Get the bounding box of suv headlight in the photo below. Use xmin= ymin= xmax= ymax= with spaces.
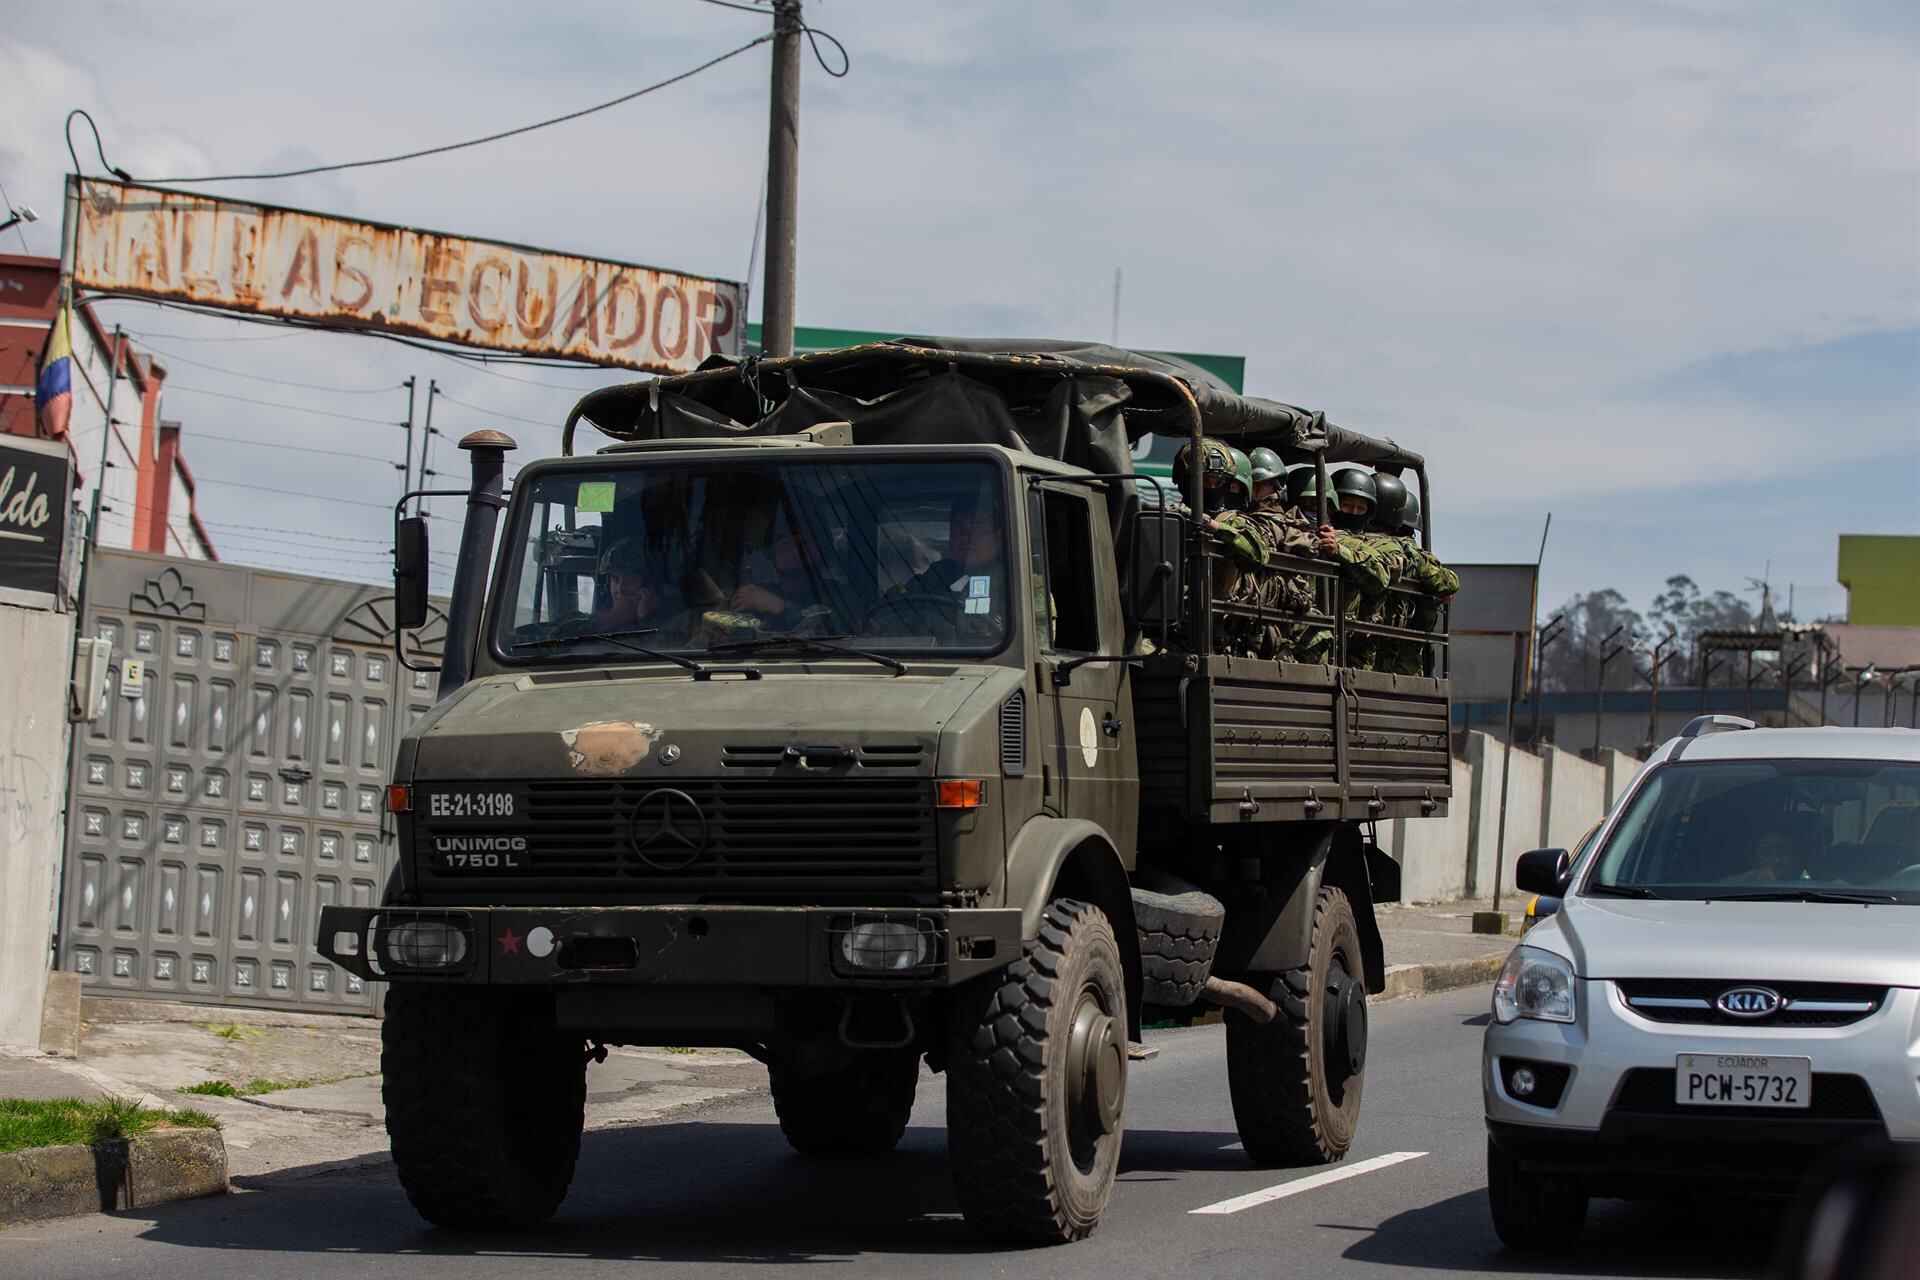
xmin=1492 ymin=946 xmax=1577 ymax=1025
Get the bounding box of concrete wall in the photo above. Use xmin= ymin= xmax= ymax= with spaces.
xmin=0 ymin=604 xmax=74 ymax=1047
xmin=1383 ymin=757 xmax=1474 ymax=903
xmin=1542 ymin=749 xmax=1608 ymax=851
xmin=1384 ymin=735 xmax=1643 ymax=905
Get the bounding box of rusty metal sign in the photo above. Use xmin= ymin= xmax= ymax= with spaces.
xmin=66 ymin=177 xmax=742 ymax=374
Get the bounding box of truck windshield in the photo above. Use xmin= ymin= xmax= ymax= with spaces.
xmin=494 ymin=457 xmax=1014 ymax=659
xmin=1585 ymin=759 xmax=1920 ymax=904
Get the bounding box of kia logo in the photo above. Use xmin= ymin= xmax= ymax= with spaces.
xmin=628 ymin=789 xmax=708 ymax=872
xmin=1716 ymin=986 xmax=1782 ymax=1019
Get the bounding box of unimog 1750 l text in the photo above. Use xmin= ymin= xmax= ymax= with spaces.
xmin=318 ymin=339 xmax=1452 ymax=1245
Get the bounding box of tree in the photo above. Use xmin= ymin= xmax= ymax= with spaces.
xmin=1540 ymin=588 xmax=1645 ymax=693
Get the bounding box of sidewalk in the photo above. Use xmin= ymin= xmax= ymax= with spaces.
xmin=1374 ymin=894 xmax=1520 ymax=999
xmin=8 ymin=1004 xmax=765 ymax=1181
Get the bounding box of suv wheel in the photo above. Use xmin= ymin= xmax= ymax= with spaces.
xmin=1486 ymin=1136 xmax=1587 ymax=1249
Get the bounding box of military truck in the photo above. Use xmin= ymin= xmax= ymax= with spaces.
xmin=317 ymin=339 xmax=1450 ymax=1245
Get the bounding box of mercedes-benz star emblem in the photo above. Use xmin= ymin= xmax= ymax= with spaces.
xmin=628 ymin=789 xmax=708 ymax=872
xmin=1716 ymin=985 xmax=1782 ymax=1019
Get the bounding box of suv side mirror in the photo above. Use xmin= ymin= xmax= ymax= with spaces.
xmin=394 ymin=516 xmax=430 ymax=630
xmin=1513 ymin=848 xmax=1571 ymax=897
xmin=1126 ymin=509 xmax=1185 ymax=631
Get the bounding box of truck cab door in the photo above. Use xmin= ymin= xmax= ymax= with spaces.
xmin=1029 ymin=483 xmax=1138 ymax=864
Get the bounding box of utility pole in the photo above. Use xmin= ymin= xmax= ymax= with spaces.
xmin=761 ymin=0 xmax=804 ymax=357
xmin=416 ymin=380 xmax=441 ymax=516
xmin=1529 ymin=614 xmax=1566 ymax=750
xmin=1594 ymin=624 xmax=1627 ymax=757
xmin=1641 ymin=630 xmax=1677 ymax=752
xmin=85 ymin=325 xmax=126 ymax=555
xmin=397 ymin=376 xmax=417 ymax=498
xmin=1110 ymin=267 xmax=1123 ymax=345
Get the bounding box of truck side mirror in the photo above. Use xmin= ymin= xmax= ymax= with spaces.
xmin=1125 ymin=509 xmax=1185 ymax=631
xmin=1513 ymin=848 xmax=1571 ymax=896
xmin=394 ymin=516 xmax=430 ymax=631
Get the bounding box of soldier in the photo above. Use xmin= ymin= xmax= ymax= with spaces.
xmin=871 ymin=494 xmax=1044 ymax=643
xmin=1248 ymin=447 xmax=1288 ymax=511
xmin=1240 ymin=447 xmax=1322 ymax=661
xmin=1307 ymin=469 xmax=1405 ymax=668
xmin=1385 ymin=489 xmax=1458 ymax=676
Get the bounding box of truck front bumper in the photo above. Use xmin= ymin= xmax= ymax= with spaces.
xmin=316 ymin=903 xmax=1023 ymax=989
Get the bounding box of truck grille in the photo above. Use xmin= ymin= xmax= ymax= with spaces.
xmin=417 ymin=777 xmax=936 ymax=895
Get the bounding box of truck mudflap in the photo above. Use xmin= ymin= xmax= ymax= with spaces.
xmin=316 ymin=904 xmax=1023 ymax=990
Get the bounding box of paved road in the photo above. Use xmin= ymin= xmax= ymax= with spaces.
xmin=3 ymin=988 xmax=1780 ymax=1279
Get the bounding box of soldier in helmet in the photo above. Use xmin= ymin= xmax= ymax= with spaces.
xmin=1384 ymin=489 xmax=1458 ymax=675
xmin=1304 ymin=468 xmax=1406 ymax=668
xmin=1236 ymin=447 xmax=1322 ymax=661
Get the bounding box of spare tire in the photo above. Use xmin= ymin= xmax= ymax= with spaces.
xmin=1131 ymin=883 xmax=1225 ymax=1007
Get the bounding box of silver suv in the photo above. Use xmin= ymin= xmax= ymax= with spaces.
xmin=1483 ymin=718 xmax=1920 ymax=1249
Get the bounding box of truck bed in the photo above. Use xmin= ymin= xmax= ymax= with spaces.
xmin=1134 ymin=655 xmax=1452 ymax=826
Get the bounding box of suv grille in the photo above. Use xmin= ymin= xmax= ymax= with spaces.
xmin=1617 ymin=979 xmax=1885 ymax=1027
xmin=418 ymin=777 xmax=936 ymax=895
xmin=1611 ymin=1069 xmax=1881 ymax=1121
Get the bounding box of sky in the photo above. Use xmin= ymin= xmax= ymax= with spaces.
xmin=2 ymin=0 xmax=1916 ymax=619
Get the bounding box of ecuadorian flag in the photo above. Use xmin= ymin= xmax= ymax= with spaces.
xmin=36 ymin=305 xmax=74 ymax=438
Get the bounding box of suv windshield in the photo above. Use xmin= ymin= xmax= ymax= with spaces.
xmin=1586 ymin=759 xmax=1920 ymax=903
xmin=494 ymin=457 xmax=1013 ymax=659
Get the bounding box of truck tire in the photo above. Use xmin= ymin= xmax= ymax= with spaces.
xmin=1131 ymin=885 xmax=1224 ymax=1007
xmin=1225 ymin=885 xmax=1368 ymax=1166
xmin=1486 ymin=1137 xmax=1587 ymax=1249
xmin=770 ymin=1049 xmax=920 ymax=1156
xmin=946 ymin=898 xmax=1128 ymax=1245
xmin=382 ymin=984 xmax=586 ymax=1228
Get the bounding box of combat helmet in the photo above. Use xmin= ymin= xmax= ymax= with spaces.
xmin=1288 ymin=465 xmax=1329 ymax=511
xmin=1370 ymin=473 xmax=1409 ymax=532
xmin=597 ymin=534 xmax=651 ymax=577
xmin=1248 ymin=447 xmax=1285 ymax=486
xmin=1397 ymin=489 xmax=1422 ymax=536
xmin=1172 ymin=437 xmax=1248 ymax=513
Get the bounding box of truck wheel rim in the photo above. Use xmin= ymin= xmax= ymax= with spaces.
xmin=1065 ymin=984 xmax=1124 ymax=1161
xmin=1322 ymin=954 xmax=1368 ymax=1086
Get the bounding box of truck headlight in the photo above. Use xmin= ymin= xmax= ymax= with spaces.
xmin=384 ymin=920 xmax=469 ymax=969
xmin=1492 ymin=946 xmax=1576 ymax=1025
xmin=839 ymin=921 xmax=931 ymax=972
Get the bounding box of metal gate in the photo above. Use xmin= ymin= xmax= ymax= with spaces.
xmin=60 ymin=549 xmax=444 ymax=1014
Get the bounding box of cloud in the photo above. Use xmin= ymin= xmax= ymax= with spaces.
xmin=0 ymin=0 xmax=1912 ymax=612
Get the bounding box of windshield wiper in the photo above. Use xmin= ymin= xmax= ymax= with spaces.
xmin=513 ymin=627 xmax=711 ymax=677
xmin=1584 ymin=884 xmax=1665 ymax=899
xmin=1708 ymin=889 xmax=1899 ymax=905
xmin=705 ymin=633 xmax=907 ymax=675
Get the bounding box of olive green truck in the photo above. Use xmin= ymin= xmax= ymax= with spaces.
xmin=317 ymin=340 xmax=1451 ymax=1245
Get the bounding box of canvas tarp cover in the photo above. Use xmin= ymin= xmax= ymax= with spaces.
xmin=565 ymin=338 xmax=1423 ymax=472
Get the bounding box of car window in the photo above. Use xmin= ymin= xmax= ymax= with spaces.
xmin=1586 ymin=759 xmax=1920 ymax=902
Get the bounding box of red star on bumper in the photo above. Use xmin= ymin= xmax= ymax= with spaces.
xmin=498 ymin=928 xmax=523 ymax=955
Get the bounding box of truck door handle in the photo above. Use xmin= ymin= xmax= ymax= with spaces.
xmin=1102 ymin=713 xmax=1124 ymax=737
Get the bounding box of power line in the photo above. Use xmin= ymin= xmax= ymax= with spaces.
xmin=191 ymin=475 xmax=394 ymax=508
xmin=134 ymin=343 xmax=397 ymax=394
xmin=0 ymin=175 xmax=32 ymax=252
xmin=163 ymin=381 xmax=400 ymax=426
xmin=130 ymin=35 xmax=775 ymax=184
xmin=434 ymin=391 xmax=566 ymax=429
xmin=183 ymin=428 xmax=391 ymax=463
xmin=122 ymin=325 xmax=303 ymax=345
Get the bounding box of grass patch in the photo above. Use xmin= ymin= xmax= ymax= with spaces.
xmin=0 ymin=1096 xmax=219 ymax=1155
xmin=178 ymin=1080 xmax=241 ymax=1098
xmin=178 ymin=1074 xmax=361 ymax=1098
xmin=196 ymin=1022 xmax=263 ymax=1042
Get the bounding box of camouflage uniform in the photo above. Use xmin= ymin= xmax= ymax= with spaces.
xmin=1380 ymin=541 xmax=1459 ymax=676
xmin=1333 ymin=530 xmax=1406 ymax=669
xmin=1236 ymin=506 xmax=1322 ymax=661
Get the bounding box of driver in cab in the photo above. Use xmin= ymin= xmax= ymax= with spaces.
xmin=553 ymin=535 xmax=691 ymax=642
xmin=870 ymin=497 xmax=1028 ymax=641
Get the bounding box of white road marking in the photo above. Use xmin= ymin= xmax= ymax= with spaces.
xmin=1188 ymin=1150 xmax=1428 ymax=1215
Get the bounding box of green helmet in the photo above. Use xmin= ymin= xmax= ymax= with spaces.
xmin=1289 ymin=465 xmax=1329 ymax=509
xmin=1225 ymin=447 xmax=1254 ymax=506
xmin=1171 ymin=436 xmax=1235 ymax=490
xmin=1248 ymin=447 xmax=1285 ymax=486
xmin=1331 ymin=468 xmax=1376 ymax=512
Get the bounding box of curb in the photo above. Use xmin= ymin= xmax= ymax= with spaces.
xmin=0 ymin=1128 xmax=227 ymax=1225
xmin=1378 ymin=951 xmax=1509 ymax=1001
